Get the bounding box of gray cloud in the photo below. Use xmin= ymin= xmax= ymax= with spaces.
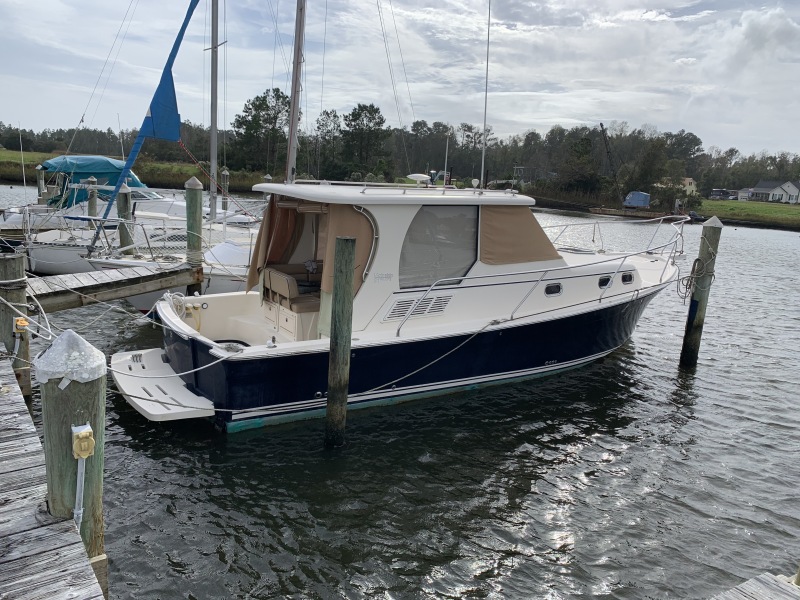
xmin=2 ymin=0 xmax=799 ymax=155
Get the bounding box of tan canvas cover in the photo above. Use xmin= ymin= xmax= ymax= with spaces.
xmin=479 ymin=205 xmax=561 ymax=264
xmin=320 ymin=204 xmax=374 ymax=295
xmin=245 ymin=196 xmax=305 ymax=290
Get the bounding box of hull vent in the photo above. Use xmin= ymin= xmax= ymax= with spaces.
xmin=384 ymin=295 xmax=452 ymax=321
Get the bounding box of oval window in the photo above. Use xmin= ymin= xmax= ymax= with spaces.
xmin=621 ymin=272 xmax=634 ymax=284
xmin=545 ymin=283 xmax=562 ymax=296
xmin=598 ymin=276 xmax=612 ymax=289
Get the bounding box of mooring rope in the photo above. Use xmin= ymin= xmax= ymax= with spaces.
xmin=0 ymin=277 xmax=28 ymax=290
xmin=676 ymin=235 xmax=716 ymax=302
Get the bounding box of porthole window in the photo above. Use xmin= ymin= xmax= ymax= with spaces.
xmin=598 ymin=276 xmax=612 ymax=289
xmin=621 ymin=272 xmax=634 ymax=284
xmin=545 ymin=283 xmax=562 ymax=296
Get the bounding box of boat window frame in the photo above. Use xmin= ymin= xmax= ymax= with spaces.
xmin=544 ymin=282 xmax=563 ymax=297
xmin=398 ymin=204 xmax=479 ymax=290
xmin=599 ymin=276 xmax=612 ymax=289
xmin=621 ymin=272 xmax=634 ymax=284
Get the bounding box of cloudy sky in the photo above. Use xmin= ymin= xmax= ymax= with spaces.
xmin=1 ymin=0 xmax=799 ymax=156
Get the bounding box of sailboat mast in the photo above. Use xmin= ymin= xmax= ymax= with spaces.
xmin=209 ymin=0 xmax=219 ymax=219
xmin=285 ymin=0 xmax=306 ymax=183
xmin=479 ymin=0 xmax=491 ymax=189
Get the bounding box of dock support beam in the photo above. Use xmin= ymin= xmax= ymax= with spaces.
xmin=34 ymin=330 xmax=107 ymax=581
xmin=185 ymin=176 xmax=204 ymax=296
xmin=116 ymin=183 xmax=134 ymax=255
xmin=324 ymin=236 xmax=355 ymax=448
xmin=33 ymin=329 xmax=106 ymax=579
xmin=0 ymin=253 xmax=31 ymax=397
xmin=680 ymin=216 xmax=723 ymax=368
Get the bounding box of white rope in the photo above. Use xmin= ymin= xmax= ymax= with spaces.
xmin=106 ymin=351 xmax=239 ymax=380
xmin=0 ymin=296 xmax=55 ymax=341
xmin=364 ymin=319 xmax=502 ymax=394
xmin=676 ymin=236 xmax=717 ymax=302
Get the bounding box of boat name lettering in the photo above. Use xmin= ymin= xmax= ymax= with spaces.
xmin=374 ymin=273 xmax=394 ymax=282
xmin=545 ymin=360 xmax=558 ymax=366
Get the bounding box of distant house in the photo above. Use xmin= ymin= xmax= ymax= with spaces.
xmin=655 ymin=177 xmax=697 ymax=197
xmin=745 ymin=180 xmax=800 ymax=203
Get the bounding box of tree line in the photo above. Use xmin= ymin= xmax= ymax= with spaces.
xmin=3 ymin=89 xmax=799 ymax=208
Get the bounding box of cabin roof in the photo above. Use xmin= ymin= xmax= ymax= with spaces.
xmin=252 ymin=182 xmax=537 ymax=206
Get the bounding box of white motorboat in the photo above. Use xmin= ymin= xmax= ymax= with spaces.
xmin=111 ymin=180 xmax=686 ymax=431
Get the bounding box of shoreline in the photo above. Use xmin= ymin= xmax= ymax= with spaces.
xmin=533 ymin=196 xmax=800 ymax=233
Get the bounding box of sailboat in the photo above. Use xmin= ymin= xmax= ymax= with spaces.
xmin=82 ymin=0 xmax=264 ymax=308
xmin=110 ymin=0 xmax=687 ymax=432
xmin=17 ymin=0 xmax=260 ymax=282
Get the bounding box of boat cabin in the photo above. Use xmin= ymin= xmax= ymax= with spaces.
xmin=224 ymin=181 xmax=566 ymax=345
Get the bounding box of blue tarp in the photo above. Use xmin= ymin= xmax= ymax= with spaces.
xmin=41 ymin=155 xmax=146 ymax=207
xmin=624 ymin=191 xmax=651 ymax=208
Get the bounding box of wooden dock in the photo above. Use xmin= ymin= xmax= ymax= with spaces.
xmin=26 ymin=264 xmax=203 ymax=312
xmin=0 ymin=359 xmax=105 ymax=599
xmin=712 ymin=573 xmax=800 ymax=599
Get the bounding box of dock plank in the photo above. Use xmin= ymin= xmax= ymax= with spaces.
xmin=25 ymin=278 xmax=53 ymax=297
xmin=0 ymin=542 xmax=105 ymax=600
xmin=713 ymin=573 xmax=800 ymax=599
xmin=26 ymin=265 xmax=202 ymax=312
xmin=0 ymin=409 xmax=37 ymax=442
xmin=0 ymin=359 xmax=104 ymax=598
xmin=0 ymin=435 xmax=45 ymax=475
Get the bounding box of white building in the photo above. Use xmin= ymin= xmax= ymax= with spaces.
xmin=741 ymin=180 xmax=800 ymax=203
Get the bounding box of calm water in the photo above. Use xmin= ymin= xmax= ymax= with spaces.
xmin=3 ymin=184 xmax=800 ymax=599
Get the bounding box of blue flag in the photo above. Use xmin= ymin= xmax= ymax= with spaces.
xmin=96 ymin=0 xmax=199 ymax=230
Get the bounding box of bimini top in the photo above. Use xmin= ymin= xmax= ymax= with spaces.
xmin=41 ymin=155 xmax=146 ymax=206
xmin=252 ymin=181 xmax=536 ymax=206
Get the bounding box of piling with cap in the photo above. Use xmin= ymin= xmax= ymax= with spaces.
xmin=221 ymin=167 xmax=230 ymax=212
xmin=33 ymin=329 xmax=106 ymax=560
xmin=324 ymin=236 xmax=356 ymax=448
xmin=87 ymin=176 xmax=98 ymax=218
xmin=185 ymin=176 xmax=204 ymax=296
xmin=680 ymin=216 xmax=723 ymax=368
xmin=36 ymin=164 xmax=47 ymax=204
xmin=116 ymin=183 xmax=134 ymax=255
xmin=0 ymin=253 xmax=31 ymax=397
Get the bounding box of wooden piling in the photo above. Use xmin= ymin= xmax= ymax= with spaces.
xmin=185 ymin=176 xmax=204 ymax=296
xmin=87 ymin=176 xmax=98 ymax=218
xmin=221 ymin=167 xmax=229 ymax=212
xmin=116 ymin=184 xmax=134 ymax=255
xmin=680 ymin=216 xmax=723 ymax=368
xmin=0 ymin=358 xmax=106 ymax=598
xmin=0 ymin=253 xmax=31 ymax=398
xmin=35 ymin=330 xmax=106 ymax=560
xmin=324 ymin=236 xmax=356 ymax=449
xmin=36 ymin=163 xmax=46 ymax=203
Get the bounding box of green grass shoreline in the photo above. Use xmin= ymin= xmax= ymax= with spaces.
xmin=534 ymin=197 xmax=800 ymax=232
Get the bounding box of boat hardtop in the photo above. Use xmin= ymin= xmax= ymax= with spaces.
xmin=252 ymin=180 xmax=535 ymax=206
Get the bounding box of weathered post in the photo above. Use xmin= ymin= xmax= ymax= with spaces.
xmin=324 ymin=236 xmax=355 ymax=448
xmin=680 ymin=216 xmax=723 ymax=368
xmin=116 ymin=183 xmax=134 ymax=255
xmin=36 ymin=163 xmax=47 ymax=204
xmin=33 ymin=330 xmax=107 ymax=583
xmin=185 ymin=176 xmax=204 ymax=296
xmin=221 ymin=167 xmax=229 ymax=212
xmin=87 ymin=176 xmax=98 ymax=218
xmin=0 ymin=253 xmax=31 ymax=397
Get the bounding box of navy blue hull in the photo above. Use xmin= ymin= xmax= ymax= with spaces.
xmin=163 ymin=293 xmax=655 ymax=427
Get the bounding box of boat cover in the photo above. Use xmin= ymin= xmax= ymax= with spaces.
xmin=41 ymin=155 xmax=146 ymax=206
